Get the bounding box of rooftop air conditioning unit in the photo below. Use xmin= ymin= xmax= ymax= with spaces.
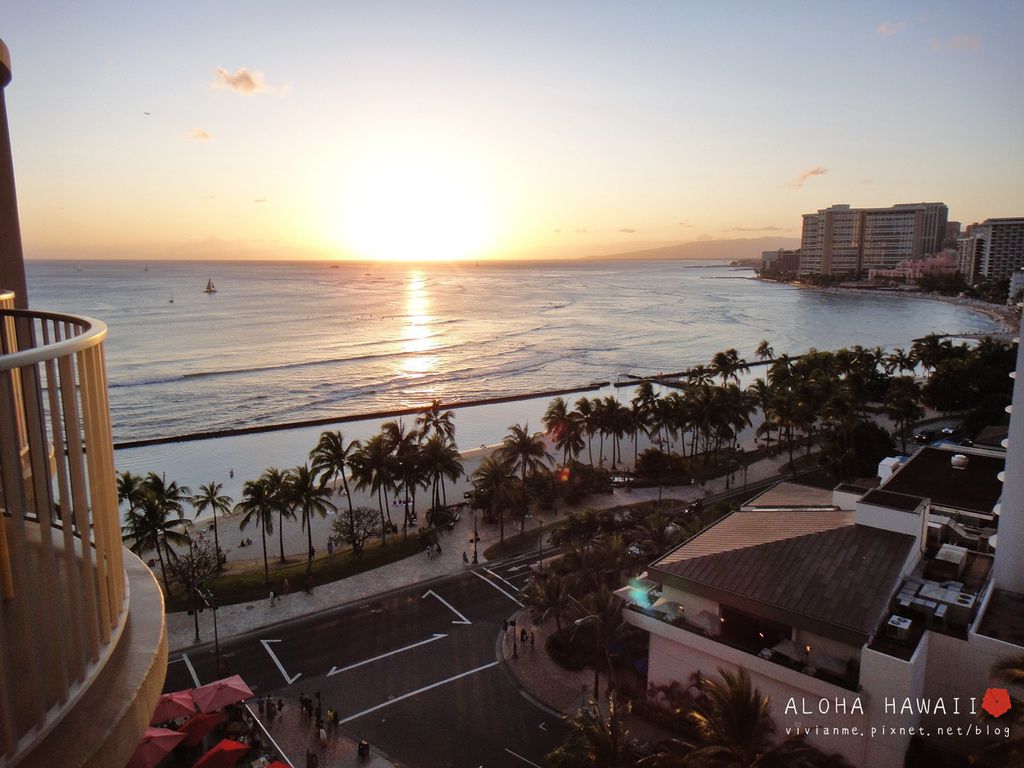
xmin=887 ymin=614 xmax=912 ymax=641
xmin=951 ymin=454 xmax=969 ymax=470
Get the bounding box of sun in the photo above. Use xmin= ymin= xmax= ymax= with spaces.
xmin=332 ymin=156 xmax=494 ymax=262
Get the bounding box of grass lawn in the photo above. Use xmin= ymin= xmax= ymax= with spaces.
xmin=164 ymin=535 xmax=423 ymax=612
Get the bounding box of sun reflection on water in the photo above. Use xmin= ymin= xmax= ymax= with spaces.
xmin=401 ymin=272 xmax=437 ymax=377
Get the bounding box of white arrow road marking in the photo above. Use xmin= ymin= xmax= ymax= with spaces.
xmin=339 ymin=661 xmax=498 ymax=724
xmin=505 ymin=748 xmax=544 ymax=767
xmin=180 ymin=653 xmax=201 ymax=687
xmin=474 ymin=570 xmax=525 ymax=607
xmin=422 ymin=589 xmax=471 ymax=624
xmin=327 ymin=633 xmax=449 ymax=676
xmin=484 ymin=566 xmax=524 ymax=593
xmin=260 ymin=639 xmax=302 ymax=685
xmin=538 ymin=722 xmax=547 ymax=731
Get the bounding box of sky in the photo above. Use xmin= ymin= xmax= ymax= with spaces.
xmin=3 ymin=1 xmax=1023 ymax=261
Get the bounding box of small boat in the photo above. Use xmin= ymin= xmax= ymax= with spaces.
xmin=168 ymin=297 xmax=174 ymax=304
xmin=203 ymin=278 xmax=218 ymax=294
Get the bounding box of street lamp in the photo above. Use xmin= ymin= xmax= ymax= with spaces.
xmin=198 ymin=586 xmax=222 ymax=674
xmin=537 ymin=516 xmax=544 ymax=573
xmin=471 ymin=506 xmax=479 ymax=564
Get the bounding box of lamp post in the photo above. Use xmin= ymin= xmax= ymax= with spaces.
xmin=511 ymin=617 xmax=519 ymax=659
xmin=471 ymin=506 xmax=479 ymax=564
xmin=537 ymin=516 xmax=544 ymax=572
xmin=198 ymin=586 xmax=221 ymax=674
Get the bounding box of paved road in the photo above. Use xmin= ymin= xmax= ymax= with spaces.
xmin=165 ymin=554 xmax=566 ymax=768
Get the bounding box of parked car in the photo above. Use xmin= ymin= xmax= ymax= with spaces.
xmin=914 ymin=429 xmax=937 ymax=444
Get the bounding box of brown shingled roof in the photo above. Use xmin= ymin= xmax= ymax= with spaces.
xmin=658 ymin=510 xmax=854 ymax=564
xmin=652 ymin=516 xmax=915 ymax=641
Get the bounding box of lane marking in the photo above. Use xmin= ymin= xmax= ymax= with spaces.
xmin=505 ymin=747 xmax=544 ymax=767
xmin=474 ymin=569 xmax=525 ymax=607
xmin=181 ymin=653 xmax=201 ymax=687
xmin=339 ymin=661 xmax=499 ymax=724
xmin=328 ymin=634 xmax=448 ymax=676
xmin=260 ymin=639 xmax=302 ymax=684
xmin=422 ymin=589 xmax=471 ymax=624
xmin=484 ymin=566 xmax=524 ymax=593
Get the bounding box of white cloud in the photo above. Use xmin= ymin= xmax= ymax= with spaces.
xmin=211 ymin=67 xmax=287 ymax=95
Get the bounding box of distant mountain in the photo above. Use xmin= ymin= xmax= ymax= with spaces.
xmin=588 ymin=236 xmax=800 ymax=262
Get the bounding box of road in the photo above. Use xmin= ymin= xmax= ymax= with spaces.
xmin=164 ymin=551 xmax=567 ymax=768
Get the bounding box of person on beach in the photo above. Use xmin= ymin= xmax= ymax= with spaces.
xmin=269 ymin=589 xmax=277 ymax=606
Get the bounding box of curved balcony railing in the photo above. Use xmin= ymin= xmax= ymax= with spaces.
xmin=0 ymin=299 xmax=127 ymax=762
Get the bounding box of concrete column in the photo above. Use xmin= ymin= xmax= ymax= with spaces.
xmin=993 ymin=314 xmax=1024 ymax=592
xmin=0 ymin=39 xmax=28 ymax=309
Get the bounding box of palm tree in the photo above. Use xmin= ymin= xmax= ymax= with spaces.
xmin=578 ymin=585 xmax=624 ymax=700
xmin=121 ymin=493 xmax=173 ymax=591
xmin=117 ymin=470 xmax=146 ymax=512
xmin=645 ymin=667 xmax=853 ymax=768
xmin=382 ymin=419 xmax=420 ymax=530
xmin=547 ymin=694 xmax=634 ymax=768
xmin=882 ymin=347 xmax=916 ymax=376
xmin=523 ymin=571 xmax=572 ymax=633
xmin=472 ymin=454 xmax=516 ymax=543
xmin=755 ymin=339 xmax=774 ymax=362
xmin=500 ymin=423 xmax=552 ymax=533
xmin=420 ymin=433 xmax=463 ymax=523
xmin=884 ymin=376 xmax=924 ymax=453
xmin=349 ymin=434 xmax=397 ymax=543
xmin=574 ymin=397 xmax=598 ymax=466
xmin=602 ymin=396 xmax=629 ymax=470
xmin=288 ymin=463 xmax=336 ymax=572
xmin=234 ymin=478 xmax=274 ymax=584
xmin=544 ymin=397 xmax=583 ymax=466
xmin=416 ymin=398 xmax=456 ymax=441
xmin=142 ymin=472 xmax=192 ymax=569
xmin=310 ymin=429 xmax=361 ymax=520
xmin=712 ymin=348 xmax=750 ymax=385
xmin=262 ymin=467 xmax=293 ymax=562
xmin=190 ymin=481 xmax=232 ymax=572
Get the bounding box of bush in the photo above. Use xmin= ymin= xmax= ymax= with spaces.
xmin=546 ymin=625 xmax=597 ymax=671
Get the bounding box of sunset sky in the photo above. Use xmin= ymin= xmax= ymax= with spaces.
xmin=4 ymin=2 xmax=1023 ymax=261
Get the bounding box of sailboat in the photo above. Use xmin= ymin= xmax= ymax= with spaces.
xmin=203 ymin=278 xmax=218 ymax=294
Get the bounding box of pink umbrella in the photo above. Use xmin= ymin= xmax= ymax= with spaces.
xmin=179 ymin=710 xmax=227 ymax=748
xmin=126 ymin=726 xmax=186 ymax=768
xmin=192 ymin=738 xmax=250 ymax=768
xmin=150 ymin=689 xmax=198 ymax=725
xmin=190 ymin=675 xmax=254 ymax=713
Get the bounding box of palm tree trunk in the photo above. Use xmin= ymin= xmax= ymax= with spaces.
xmin=587 ymin=434 xmax=593 ymax=466
xmin=378 ymin=487 xmax=387 ymax=545
xmin=155 ymin=544 xmax=170 ymax=593
xmin=497 ymin=502 xmax=504 ymax=544
xmin=306 ymin=509 xmax=314 ymax=570
xmin=212 ymin=510 xmax=221 ymax=572
xmin=278 ymin=512 xmax=286 ymax=562
xmin=260 ymin=519 xmax=269 ymax=585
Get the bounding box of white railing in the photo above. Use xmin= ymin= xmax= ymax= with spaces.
xmin=0 ymin=298 xmax=126 ymax=762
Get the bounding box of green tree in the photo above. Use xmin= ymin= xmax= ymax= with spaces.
xmin=416 ymin=398 xmax=456 ymax=441
xmin=349 ymin=434 xmax=397 ymax=544
xmin=547 ymin=694 xmax=634 ymax=768
xmin=234 ymin=478 xmax=274 ymax=585
xmin=420 ymin=433 xmax=463 ymax=523
xmin=190 ymin=481 xmax=232 ymax=572
xmin=311 ymin=429 xmax=361 ymax=550
xmin=288 ymin=463 xmax=336 ymax=573
xmin=261 ymin=467 xmax=293 ymax=563
xmin=500 ymin=423 xmax=553 ymax=533
xmin=523 ymin=571 xmax=572 ymax=633
xmin=574 ymin=397 xmax=598 ymax=466
xmin=471 ymin=454 xmax=517 ymax=543
xmin=545 ymin=396 xmax=583 ymax=466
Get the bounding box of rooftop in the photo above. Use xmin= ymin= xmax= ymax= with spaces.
xmin=740 ymin=481 xmax=838 ymax=510
xmin=881 ymin=446 xmax=1004 ymax=516
xmin=860 ymin=488 xmax=925 ymax=513
xmin=651 ymin=512 xmax=915 ymax=642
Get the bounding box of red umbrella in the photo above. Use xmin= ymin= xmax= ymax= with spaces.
xmin=190 ymin=674 xmax=254 ymax=713
xmin=126 ymin=726 xmax=186 ymax=768
xmin=267 ymin=762 xmax=289 ymax=768
xmin=192 ymin=738 xmax=250 ymax=768
xmin=150 ymin=689 xmax=198 ymax=724
xmin=179 ymin=710 xmax=227 ymax=748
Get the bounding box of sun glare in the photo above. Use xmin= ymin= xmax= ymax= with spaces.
xmin=334 ymin=157 xmax=494 ymax=262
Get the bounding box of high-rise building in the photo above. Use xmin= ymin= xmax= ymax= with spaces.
xmin=958 ymin=218 xmax=1024 ymax=283
xmin=0 ymin=40 xmax=166 ymax=768
xmin=799 ymin=202 xmax=949 ymax=276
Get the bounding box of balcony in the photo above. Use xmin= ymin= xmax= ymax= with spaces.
xmin=0 ymin=296 xmax=167 ymax=768
xmin=624 ymin=602 xmax=860 ymax=693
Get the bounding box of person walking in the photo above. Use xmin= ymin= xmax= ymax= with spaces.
xmin=462 ymin=551 xmax=469 ymax=565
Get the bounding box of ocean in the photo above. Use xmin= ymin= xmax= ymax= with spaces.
xmin=26 ymin=258 xmax=1003 ymax=505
